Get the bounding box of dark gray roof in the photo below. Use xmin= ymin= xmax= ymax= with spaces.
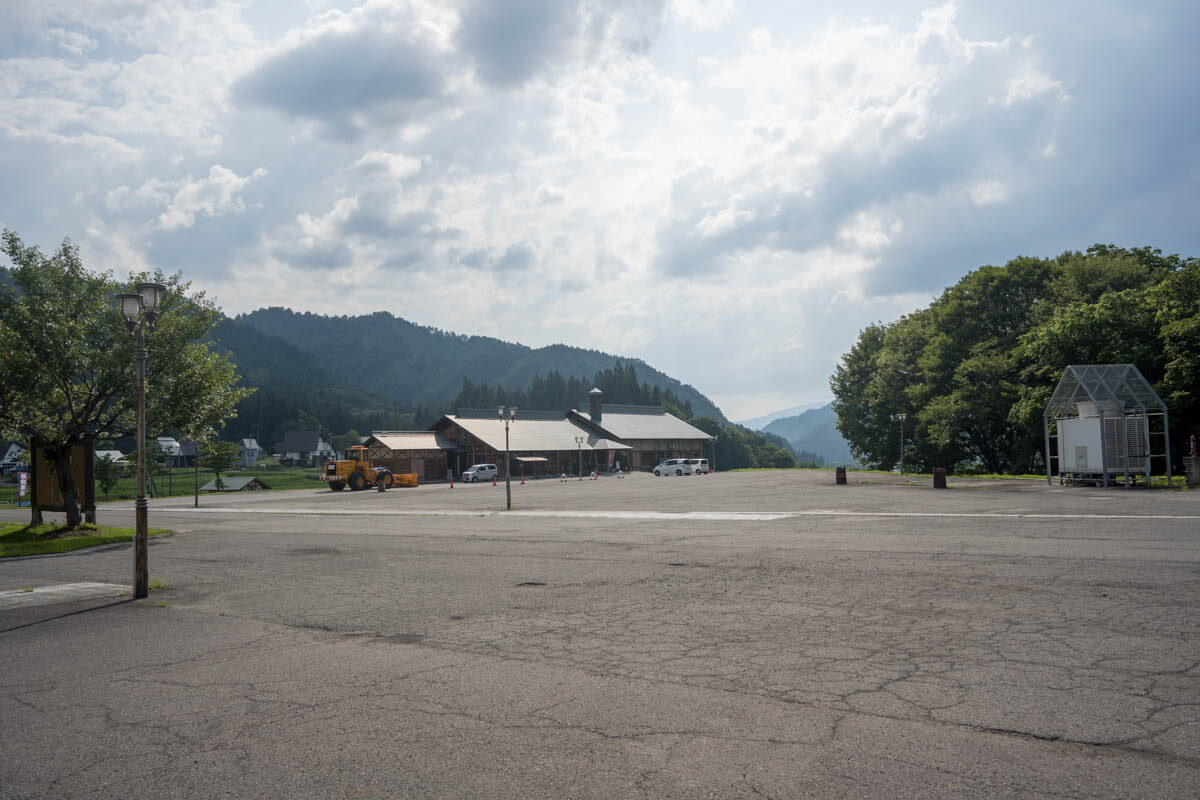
xmin=282 ymin=430 xmax=322 ymax=452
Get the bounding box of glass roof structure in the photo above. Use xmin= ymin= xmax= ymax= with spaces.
xmin=1044 ymin=364 xmax=1166 ymax=419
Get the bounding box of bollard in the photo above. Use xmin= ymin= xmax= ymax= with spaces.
xmin=933 ymin=468 xmax=947 ymax=489
xmin=835 ymin=467 xmax=846 ymax=485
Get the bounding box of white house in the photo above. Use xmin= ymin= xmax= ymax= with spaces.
xmin=238 ymin=438 xmax=261 ymax=467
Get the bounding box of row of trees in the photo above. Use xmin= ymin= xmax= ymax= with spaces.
xmin=0 ymin=232 xmax=251 ymax=527
xmin=831 ymin=245 xmax=1199 ymax=474
xmin=428 ymin=362 xmax=696 ymax=424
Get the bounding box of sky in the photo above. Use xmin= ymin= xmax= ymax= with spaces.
xmin=2 ymin=0 xmax=1198 ymax=421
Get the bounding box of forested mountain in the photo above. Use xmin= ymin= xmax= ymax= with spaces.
xmin=207 ymin=317 xmax=418 ymax=446
xmin=831 ymin=244 xmax=1199 ymax=474
xmin=234 ymin=308 xmax=724 ymax=420
xmin=207 ymin=309 xmax=726 ymax=448
xmin=763 ymin=404 xmax=856 ymax=465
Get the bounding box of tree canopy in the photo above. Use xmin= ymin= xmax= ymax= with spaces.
xmin=0 ymin=231 xmax=252 ymax=526
xmin=831 ymin=245 xmax=1199 ymax=474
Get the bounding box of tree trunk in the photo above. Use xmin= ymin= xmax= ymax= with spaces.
xmin=49 ymin=444 xmax=83 ymax=529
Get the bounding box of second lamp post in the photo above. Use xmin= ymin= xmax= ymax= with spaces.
xmin=116 ymin=281 xmax=167 ymax=600
xmin=498 ymin=406 xmax=517 ymax=510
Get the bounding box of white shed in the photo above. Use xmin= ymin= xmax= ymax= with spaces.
xmin=1044 ymin=364 xmax=1170 ymax=487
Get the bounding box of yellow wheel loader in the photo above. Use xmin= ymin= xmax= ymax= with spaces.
xmin=321 ymin=445 xmax=393 ymax=491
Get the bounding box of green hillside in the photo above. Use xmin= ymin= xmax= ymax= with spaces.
xmin=235 ymin=307 xmax=726 ymax=421
xmin=763 ymin=404 xmax=857 ymax=466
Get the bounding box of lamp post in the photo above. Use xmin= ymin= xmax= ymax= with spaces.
xmin=117 ymin=282 xmax=167 ymax=599
xmin=498 ymin=406 xmax=517 ymax=510
xmin=574 ymin=435 xmax=584 ymax=481
xmin=894 ymin=413 xmax=907 ymax=475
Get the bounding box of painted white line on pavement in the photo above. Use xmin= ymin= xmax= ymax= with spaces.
xmin=0 ymin=582 xmax=129 ymax=610
xmin=160 ymin=508 xmax=794 ymax=522
xmin=154 ymin=507 xmax=1200 ymax=521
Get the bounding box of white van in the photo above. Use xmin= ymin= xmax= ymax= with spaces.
xmin=653 ymin=459 xmax=693 ymax=476
xmin=462 ymin=464 xmax=498 ymax=482
xmin=686 ymin=458 xmax=710 ymax=474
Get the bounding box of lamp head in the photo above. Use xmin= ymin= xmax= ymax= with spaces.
xmin=117 ymin=292 xmax=142 ymax=322
xmin=136 ymin=282 xmax=167 ymax=313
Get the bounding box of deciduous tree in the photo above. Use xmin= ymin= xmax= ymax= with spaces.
xmin=0 ymin=231 xmax=253 ymax=527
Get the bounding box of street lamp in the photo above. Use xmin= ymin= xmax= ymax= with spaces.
xmin=893 ymin=413 xmax=907 ymax=475
xmin=117 ymin=281 xmax=167 ymax=599
xmin=498 ymin=406 xmax=517 ymax=510
xmin=574 ymin=435 xmax=584 ymax=481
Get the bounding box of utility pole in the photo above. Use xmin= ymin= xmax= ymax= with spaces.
xmin=895 ymin=413 xmax=907 ymax=475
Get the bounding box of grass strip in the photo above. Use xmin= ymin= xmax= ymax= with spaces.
xmin=0 ymin=522 xmax=171 ymax=559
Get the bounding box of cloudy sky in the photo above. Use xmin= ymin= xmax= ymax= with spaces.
xmin=2 ymin=1 xmax=1198 ymax=420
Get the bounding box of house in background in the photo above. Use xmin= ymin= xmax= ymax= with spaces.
xmin=0 ymin=442 xmax=26 ymax=475
xmin=280 ymin=431 xmax=334 ymax=467
xmin=238 ymin=438 xmax=261 ymax=467
xmin=155 ymin=436 xmax=180 ymax=462
xmin=94 ymin=449 xmax=128 ymax=467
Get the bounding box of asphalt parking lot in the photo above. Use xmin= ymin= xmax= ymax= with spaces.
xmin=2 ymin=469 xmax=1198 ymax=799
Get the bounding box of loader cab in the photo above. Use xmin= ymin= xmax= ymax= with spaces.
xmin=344 ymin=446 xmax=368 ymax=462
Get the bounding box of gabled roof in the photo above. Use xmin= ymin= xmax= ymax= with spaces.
xmin=368 ymin=431 xmax=458 ymax=452
xmin=1045 ymin=364 xmax=1167 ymax=419
xmin=439 ymin=411 xmax=629 ymax=452
xmin=282 ymin=430 xmax=322 ymax=452
xmin=240 ymin=438 xmax=260 ymax=451
xmin=95 ymin=450 xmax=126 ymax=462
xmin=572 ymin=405 xmax=713 ymax=441
xmin=201 ymin=476 xmax=270 ymax=491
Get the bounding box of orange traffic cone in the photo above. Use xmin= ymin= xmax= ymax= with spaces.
xmin=492 ymin=475 xmax=497 ymax=486
xmin=521 ymin=475 xmax=525 ymax=485
xmin=450 ymin=478 xmax=454 ymax=488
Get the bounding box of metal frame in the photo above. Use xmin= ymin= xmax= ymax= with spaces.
xmin=1043 ymin=364 xmax=1171 ymax=487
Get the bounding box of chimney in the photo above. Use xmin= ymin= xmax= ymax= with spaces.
xmin=589 ymin=387 xmax=603 ymax=424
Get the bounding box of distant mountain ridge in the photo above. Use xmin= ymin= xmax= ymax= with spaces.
xmin=739 ymin=401 xmax=830 ymax=431
xmin=762 ymin=403 xmax=857 ymax=466
xmin=232 ymin=307 xmax=726 ymax=421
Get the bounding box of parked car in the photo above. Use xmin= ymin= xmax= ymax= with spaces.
xmin=686 ymin=458 xmax=710 ymax=474
xmin=462 ymin=464 xmax=498 ymax=482
xmin=653 ymin=459 xmax=693 ymax=476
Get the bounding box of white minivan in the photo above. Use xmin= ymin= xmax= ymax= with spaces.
xmin=462 ymin=464 xmax=498 ymax=482
xmin=654 ymin=459 xmax=693 ymax=476
xmin=686 ymin=458 xmax=710 ymax=474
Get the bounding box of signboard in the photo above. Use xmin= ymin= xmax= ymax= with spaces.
xmin=30 ymin=441 xmax=96 ymax=523
xmin=18 ymin=471 xmax=28 ymax=498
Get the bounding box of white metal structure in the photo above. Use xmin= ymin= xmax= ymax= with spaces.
xmin=1044 ymin=364 xmax=1171 ymax=487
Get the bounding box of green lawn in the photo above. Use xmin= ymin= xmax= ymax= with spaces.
xmin=0 ymin=522 xmax=172 ymax=559
xmin=91 ymin=462 xmax=326 ymax=502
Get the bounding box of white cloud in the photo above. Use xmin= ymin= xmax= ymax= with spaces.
xmin=969 ymin=180 xmax=1007 ymax=206
xmin=46 ymin=28 xmax=98 ymax=55
xmin=3 ymin=0 xmax=1198 ymax=420
xmin=105 ymin=166 xmax=267 ymax=230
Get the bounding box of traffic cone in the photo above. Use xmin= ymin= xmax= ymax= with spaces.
xmin=521 ymin=475 xmax=525 ymax=485
xmin=450 ymin=478 xmax=454 ymax=488
xmin=492 ymin=475 xmax=497 ymax=486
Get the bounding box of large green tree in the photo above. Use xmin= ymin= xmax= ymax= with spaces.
xmin=0 ymin=231 xmax=253 ymax=527
xmin=832 ymin=245 xmax=1199 ymax=474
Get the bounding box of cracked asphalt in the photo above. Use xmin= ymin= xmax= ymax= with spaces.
xmin=1 ymin=470 xmax=1198 ymax=798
